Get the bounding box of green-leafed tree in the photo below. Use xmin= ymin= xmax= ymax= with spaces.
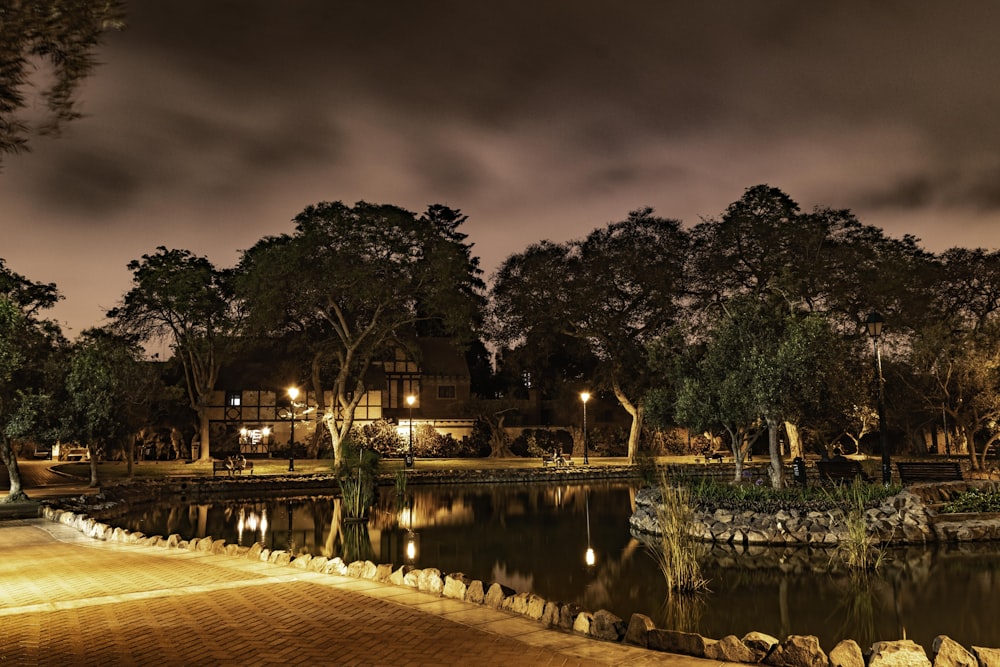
xmin=108 ymin=247 xmax=237 ymax=462
xmin=0 ymin=259 xmax=63 ymax=501
xmin=63 ymin=328 xmax=154 ymax=486
xmin=0 ymin=0 xmax=125 ymax=159
xmin=235 ymin=202 xmax=484 ymax=466
xmin=490 ymin=209 xmax=688 ymax=462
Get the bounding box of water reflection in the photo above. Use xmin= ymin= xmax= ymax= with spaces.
xmin=114 ymin=482 xmax=1000 ymax=651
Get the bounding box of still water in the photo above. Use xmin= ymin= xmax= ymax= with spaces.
xmin=117 ymin=481 xmax=1000 ymax=651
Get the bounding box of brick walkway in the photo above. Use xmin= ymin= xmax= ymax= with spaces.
xmin=0 ymin=519 xmax=712 ymax=666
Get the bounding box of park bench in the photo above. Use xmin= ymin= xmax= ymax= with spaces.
xmin=896 ymin=461 xmax=962 ymax=485
xmin=212 ymin=458 xmax=254 ymax=477
xmin=541 ymin=453 xmax=573 ymax=467
xmin=817 ymin=459 xmax=870 ymax=484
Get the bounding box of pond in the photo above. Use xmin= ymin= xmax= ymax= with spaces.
xmin=115 ymin=480 xmax=1000 ymax=652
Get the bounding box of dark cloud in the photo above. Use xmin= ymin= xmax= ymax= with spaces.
xmin=5 ymin=1 xmax=1000 ymax=335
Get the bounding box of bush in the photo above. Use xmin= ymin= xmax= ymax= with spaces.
xmin=941 ymin=488 xmax=1000 ymax=513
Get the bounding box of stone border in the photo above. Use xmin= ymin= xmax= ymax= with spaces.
xmin=40 ymin=502 xmax=1000 ymax=667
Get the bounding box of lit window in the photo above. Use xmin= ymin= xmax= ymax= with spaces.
xmin=227 ymin=392 xmax=241 ymax=407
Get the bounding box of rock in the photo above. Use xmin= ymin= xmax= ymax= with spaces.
xmin=484 ymin=582 xmax=515 ymax=609
xmin=402 ymin=568 xmax=420 ymax=588
xmin=647 ymin=629 xmax=707 ymax=657
xmin=374 ymin=563 xmax=392 ymax=582
xmin=210 ymin=539 xmax=227 ymax=555
xmin=540 ymin=601 xmax=562 ymax=627
xmin=764 ymin=634 xmax=828 ymax=667
xmin=291 ymin=553 xmax=312 ymax=569
xmin=443 ymin=573 xmax=472 ymax=600
xmin=590 ymin=610 xmax=625 ymax=642
xmin=559 ymin=603 xmax=583 ymax=630
xmin=417 ymin=568 xmax=443 ymax=594
xmin=869 ymin=640 xmax=931 ymax=667
xmin=705 ymin=635 xmax=757 ymax=663
xmin=830 ymin=640 xmax=865 ymax=667
xmin=466 ymin=580 xmax=486 ymax=604
xmin=972 ymin=646 xmax=1000 ymax=667
xmin=360 ymin=561 xmax=378 ymax=580
xmin=932 ymin=636 xmax=976 ymax=667
xmin=196 ymin=536 xmax=213 ymax=552
xmin=742 ymin=631 xmax=780 ymax=661
xmin=624 ymin=613 xmax=656 ymax=647
xmin=573 ymin=611 xmax=593 ymax=635
xmin=308 ymin=556 xmax=329 ymax=572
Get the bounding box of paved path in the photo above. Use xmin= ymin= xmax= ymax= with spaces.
xmin=0 ymin=465 xmax=715 ymax=667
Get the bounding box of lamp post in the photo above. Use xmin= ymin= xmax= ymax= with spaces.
xmin=405 ymin=394 xmax=415 ymax=468
xmin=287 ymin=387 xmax=299 ymax=472
xmin=580 ymin=391 xmax=590 ymax=465
xmin=865 ymin=312 xmax=891 ymax=485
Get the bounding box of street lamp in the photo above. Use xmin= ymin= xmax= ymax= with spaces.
xmin=865 ymin=312 xmax=891 ymax=485
xmin=405 ymin=394 xmax=415 ymax=468
xmin=287 ymin=387 xmax=299 ymax=472
xmin=580 ymin=391 xmax=590 ymax=465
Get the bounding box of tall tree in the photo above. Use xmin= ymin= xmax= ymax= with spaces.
xmin=490 ymin=209 xmax=688 ymax=461
xmin=108 ymin=247 xmax=236 ymax=462
xmin=235 ymin=201 xmax=484 ymax=466
xmin=0 ymin=259 xmax=62 ymax=501
xmin=64 ymin=328 xmax=153 ymax=486
xmin=0 ymin=0 xmax=125 ymax=160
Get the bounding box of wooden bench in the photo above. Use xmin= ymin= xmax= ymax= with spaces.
xmin=541 ymin=454 xmax=573 ymax=468
xmin=212 ymin=459 xmax=254 ymax=477
xmin=896 ymin=461 xmax=962 ymax=485
xmin=817 ymin=459 xmax=870 ymax=484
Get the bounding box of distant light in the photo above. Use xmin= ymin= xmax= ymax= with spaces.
xmin=585 ymin=547 xmax=595 ymax=567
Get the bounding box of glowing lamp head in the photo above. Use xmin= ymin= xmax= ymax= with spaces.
xmin=406 ymin=394 xmax=416 ymax=407
xmin=585 ymin=547 xmax=596 ymax=567
xmin=580 ymin=392 xmax=590 ymax=404
xmin=288 ymin=387 xmax=299 ymax=401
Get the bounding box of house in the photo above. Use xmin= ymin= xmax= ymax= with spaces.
xmin=206 ymin=338 xmax=474 ymax=455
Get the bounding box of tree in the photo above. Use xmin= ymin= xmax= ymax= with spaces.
xmin=0 ymin=259 xmax=62 ymax=501
xmin=490 ymin=209 xmax=688 ymax=462
xmin=235 ymin=201 xmax=484 ymax=466
xmin=0 ymin=0 xmax=125 ymax=160
xmin=108 ymin=247 xmax=236 ymax=462
xmin=63 ymin=329 xmax=153 ymax=486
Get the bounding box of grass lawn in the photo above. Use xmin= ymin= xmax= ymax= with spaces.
xmin=53 ymin=456 xmax=637 ymax=482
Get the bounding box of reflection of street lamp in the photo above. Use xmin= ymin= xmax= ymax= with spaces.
xmin=287 ymin=387 xmax=299 ymax=472
xmin=866 ymin=312 xmax=891 ymax=485
xmin=405 ymin=394 xmax=415 ymax=468
xmin=405 ymin=495 xmax=418 ymax=563
xmin=580 ymin=392 xmax=590 ymax=465
xmin=585 ymin=490 xmax=595 ymax=567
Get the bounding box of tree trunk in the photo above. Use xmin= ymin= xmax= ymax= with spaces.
xmin=767 ymin=417 xmax=784 ymax=488
xmin=309 ymin=353 xmax=326 ymax=458
xmin=0 ymin=435 xmax=27 ymax=502
xmin=611 ymin=377 xmax=642 ymax=464
xmin=784 ymin=422 xmax=803 ymax=458
xmin=487 ymin=413 xmax=514 ymax=458
xmin=197 ymin=408 xmax=211 ymax=462
xmin=88 ymin=444 xmax=99 ymax=488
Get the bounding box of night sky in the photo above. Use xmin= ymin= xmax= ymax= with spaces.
xmin=4 ymin=1 xmax=1000 ymax=338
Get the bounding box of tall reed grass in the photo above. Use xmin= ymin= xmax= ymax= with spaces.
xmin=647 ymin=473 xmax=709 ymax=594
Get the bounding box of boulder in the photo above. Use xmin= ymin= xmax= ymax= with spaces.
xmin=932 ymin=636 xmax=976 ymax=667
xmin=484 ymin=583 xmax=515 ymax=609
xmin=764 ymin=635 xmax=829 ymax=667
xmin=972 ymin=646 xmax=1000 ymax=667
xmin=705 ymin=635 xmax=758 ymax=663
xmin=558 ymin=603 xmax=583 ymax=630
xmin=869 ymin=640 xmax=931 ymax=667
xmin=443 ymin=573 xmax=472 ymax=600
xmin=624 ymin=613 xmax=657 ymax=647
xmin=374 ymin=563 xmax=393 ymax=582
xmin=540 ymin=601 xmax=562 ymax=627
xmin=417 ymin=568 xmax=443 ymax=594
xmin=466 ymin=580 xmax=486 ymax=605
xmin=291 ymin=553 xmax=312 ymax=569
xmin=573 ymin=611 xmax=593 ymax=636
xmin=829 ymin=639 xmax=865 ymax=667
xmin=743 ymin=631 xmax=780 ymax=661
xmin=590 ymin=610 xmax=625 ymax=642
xmin=647 ymin=629 xmax=707 ymax=657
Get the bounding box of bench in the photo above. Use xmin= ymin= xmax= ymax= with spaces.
xmin=212 ymin=459 xmax=254 ymax=477
xmin=896 ymin=461 xmax=962 ymax=485
xmin=817 ymin=459 xmax=870 ymax=484
xmin=541 ymin=454 xmax=573 ymax=468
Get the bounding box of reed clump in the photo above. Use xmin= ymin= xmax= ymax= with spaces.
xmin=648 ymin=473 xmax=709 ymax=594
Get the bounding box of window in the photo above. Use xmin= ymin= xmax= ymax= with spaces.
xmin=227 ymin=391 xmax=241 ymax=407
xmin=438 ymin=385 xmax=456 ymax=399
